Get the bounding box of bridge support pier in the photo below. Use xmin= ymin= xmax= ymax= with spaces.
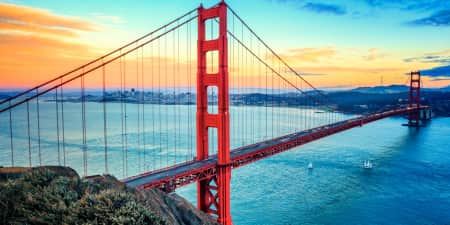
xmin=196 ymin=2 xmax=232 ymax=225
xmin=406 ymin=71 xmax=431 ymax=127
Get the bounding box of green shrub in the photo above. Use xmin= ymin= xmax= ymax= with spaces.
xmin=0 ymin=169 xmax=166 ymax=225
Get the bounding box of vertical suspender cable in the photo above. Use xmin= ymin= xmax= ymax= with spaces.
xmin=120 ymin=52 xmax=125 ymax=177
xmin=55 ymin=88 xmax=61 ymax=165
xmin=240 ymin=21 xmax=244 ymax=146
xmin=187 ymin=18 xmax=192 ymax=161
xmin=158 ymin=37 xmax=163 ymax=169
xmin=177 ymin=23 xmax=181 ymax=163
xmin=26 ymin=101 xmax=31 ymax=167
xmin=265 ymin=48 xmax=268 ymax=139
xmin=294 ymin=75 xmax=298 ymax=132
xmin=258 ymin=39 xmax=262 ymax=141
xmin=230 ymin=15 xmax=234 ymax=146
xmin=271 ymin=68 xmax=274 ymax=138
xmin=304 ymin=82 xmax=307 ymax=130
xmin=55 ymin=88 xmax=61 ymax=166
xmin=244 ymin=27 xmax=248 ymax=144
xmin=9 ymin=101 xmax=14 ymax=166
xmin=61 ymin=79 xmax=66 ymax=166
xmin=137 ymin=42 xmax=141 ymax=173
xmin=124 ymin=55 xmax=128 ymax=176
xmin=173 ymin=26 xmax=177 ymax=164
xmin=250 ymin=34 xmax=254 ymax=142
xmin=81 ymin=68 xmax=87 ymax=176
xmin=230 ymin=15 xmax=235 ymax=146
xmin=151 ymin=42 xmax=155 ymax=171
xmin=142 ymin=46 xmax=146 ymax=171
xmin=237 ymin=20 xmax=242 ymax=146
xmin=102 ymin=59 xmax=108 ymax=174
xmin=277 ymin=60 xmax=282 ymax=135
xmin=36 ymin=90 xmax=42 ymax=165
xmin=151 ymin=41 xmax=155 ymax=170
xmin=165 ymin=28 xmax=169 ymax=167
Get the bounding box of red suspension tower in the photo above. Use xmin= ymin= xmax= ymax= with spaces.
xmin=408 ymin=71 xmax=421 ymax=126
xmin=196 ymin=2 xmax=232 ymax=224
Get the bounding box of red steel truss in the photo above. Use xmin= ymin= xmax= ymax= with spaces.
xmin=196 ymin=2 xmax=231 ymax=224
xmin=125 ymin=106 xmax=428 ymax=192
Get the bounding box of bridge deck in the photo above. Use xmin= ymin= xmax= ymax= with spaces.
xmin=123 ymin=106 xmax=428 ymax=191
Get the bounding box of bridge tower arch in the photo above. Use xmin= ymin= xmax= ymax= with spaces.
xmin=196 ymin=2 xmax=232 ymax=224
xmin=408 ymin=71 xmax=421 ymax=126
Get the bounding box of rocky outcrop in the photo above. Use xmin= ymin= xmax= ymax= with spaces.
xmin=0 ymin=166 xmax=218 ymax=225
xmin=139 ymin=188 xmax=219 ymax=225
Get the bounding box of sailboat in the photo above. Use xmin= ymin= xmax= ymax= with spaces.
xmin=363 ymin=160 xmax=373 ymax=169
xmin=308 ymin=162 xmax=313 ymax=169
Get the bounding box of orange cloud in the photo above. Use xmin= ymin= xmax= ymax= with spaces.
xmin=0 ymin=3 xmax=100 ymax=89
xmin=296 ymin=66 xmax=402 ymax=74
xmin=363 ymin=48 xmax=387 ymax=61
xmin=0 ymin=34 xmax=93 ymax=87
xmin=0 ymin=34 xmax=90 ymax=57
xmin=0 ymin=20 xmax=79 ymax=37
xmin=277 ymin=47 xmax=336 ymax=63
xmin=0 ymin=3 xmax=97 ymax=34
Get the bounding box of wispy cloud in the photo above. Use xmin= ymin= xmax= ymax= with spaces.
xmin=363 ymin=48 xmax=387 ymax=61
xmin=365 ymin=0 xmax=449 ymax=11
xmin=91 ymin=13 xmax=125 ymax=24
xmin=0 ymin=3 xmax=98 ymax=34
xmin=302 ymin=2 xmax=346 ymax=15
xmin=0 ymin=20 xmax=78 ymax=37
xmin=298 ymin=66 xmax=402 ymax=74
xmin=408 ymin=10 xmax=450 ymax=26
xmin=404 ymin=49 xmax=450 ymax=64
xmin=277 ymin=47 xmax=337 ymax=63
xmin=421 ymin=65 xmax=450 ymax=77
xmin=430 ymin=77 xmax=450 ymax=81
xmin=364 ymin=0 xmax=450 ymax=26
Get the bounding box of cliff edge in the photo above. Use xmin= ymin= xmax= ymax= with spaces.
xmin=0 ymin=166 xmax=218 ymax=225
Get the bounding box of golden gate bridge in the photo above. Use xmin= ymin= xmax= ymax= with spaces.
xmin=0 ymin=1 xmax=431 ymax=224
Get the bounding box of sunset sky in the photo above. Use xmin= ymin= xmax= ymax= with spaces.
xmin=1 ymin=0 xmax=450 ymax=90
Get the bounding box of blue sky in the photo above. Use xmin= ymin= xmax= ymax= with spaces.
xmin=1 ymin=0 xmax=450 ymax=88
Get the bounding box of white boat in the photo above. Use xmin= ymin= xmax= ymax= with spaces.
xmin=363 ymin=160 xmax=373 ymax=169
xmin=308 ymin=162 xmax=313 ymax=169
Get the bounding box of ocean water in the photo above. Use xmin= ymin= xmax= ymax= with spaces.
xmin=0 ymin=101 xmax=349 ymax=177
xmin=177 ymin=116 xmax=450 ymax=225
xmin=1 ymin=101 xmax=449 ymax=224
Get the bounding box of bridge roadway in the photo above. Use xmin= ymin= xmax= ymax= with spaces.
xmin=123 ymin=106 xmax=428 ymax=192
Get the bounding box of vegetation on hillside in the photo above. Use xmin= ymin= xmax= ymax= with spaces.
xmin=0 ymin=167 xmax=166 ymax=225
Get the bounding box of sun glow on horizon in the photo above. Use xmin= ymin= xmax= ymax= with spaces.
xmin=1 ymin=1 xmax=450 ymax=90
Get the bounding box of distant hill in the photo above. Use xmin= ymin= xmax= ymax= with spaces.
xmin=440 ymin=85 xmax=450 ymax=92
xmin=351 ymin=85 xmax=409 ymax=94
xmin=0 ymin=93 xmax=11 ymax=100
xmin=351 ymin=85 xmax=450 ymax=94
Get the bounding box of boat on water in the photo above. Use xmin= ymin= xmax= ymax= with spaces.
xmin=308 ymin=162 xmax=313 ymax=169
xmin=363 ymin=160 xmax=373 ymax=169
